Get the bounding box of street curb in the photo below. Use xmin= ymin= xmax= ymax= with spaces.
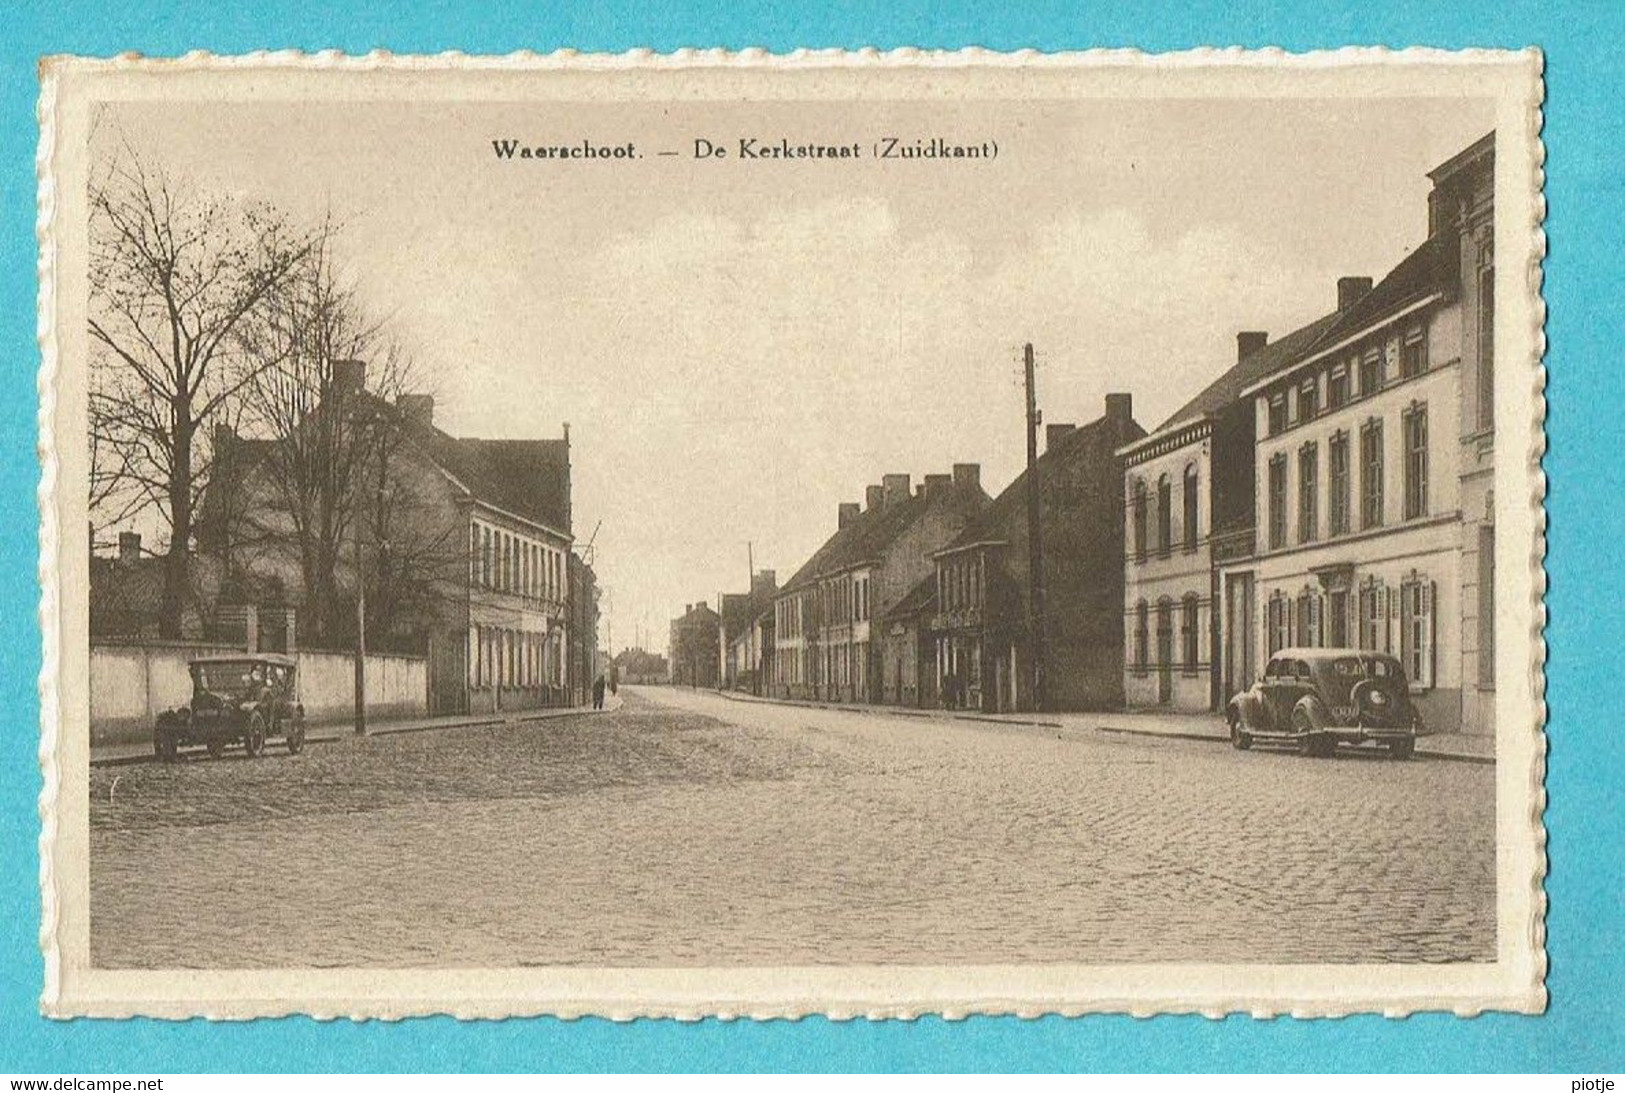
xmin=89 ymin=701 xmax=619 ymax=768
xmin=1097 ymin=724 xmax=1496 ymax=765
xmin=709 ymin=688 xmax=1493 ymax=764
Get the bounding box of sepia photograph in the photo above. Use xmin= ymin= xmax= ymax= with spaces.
xmin=37 ymin=50 xmax=1545 ymax=1018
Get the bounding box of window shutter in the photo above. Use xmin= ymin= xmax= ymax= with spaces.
xmin=1309 ymin=594 xmax=1323 ymax=647
xmin=1423 ymin=579 xmax=1437 ymax=688
xmin=1384 ymin=586 xmax=1396 ymax=655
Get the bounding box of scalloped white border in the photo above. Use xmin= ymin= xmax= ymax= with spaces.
xmin=36 ymin=45 xmax=1548 ymax=1022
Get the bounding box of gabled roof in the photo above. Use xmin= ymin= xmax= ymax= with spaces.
xmin=937 ymin=407 xmax=1144 ymax=556
xmin=1299 ymin=235 xmax=1454 ymax=355
xmin=1151 ymin=310 xmax=1342 ymax=437
xmin=410 ymin=426 xmax=572 ymax=537
xmin=781 ymin=480 xmax=988 ymax=595
xmin=206 ymin=390 xmax=573 ymax=541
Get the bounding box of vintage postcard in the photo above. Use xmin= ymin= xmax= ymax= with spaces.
xmin=38 ymin=48 xmax=1546 ymax=1019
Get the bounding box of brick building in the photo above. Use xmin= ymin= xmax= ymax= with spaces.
xmin=201 ymin=362 xmax=582 ymax=715
xmin=668 ymin=601 xmax=721 ymax=688
xmin=930 ymin=394 xmax=1143 ymax=713
xmin=772 ymin=467 xmax=989 ymax=702
xmin=1119 ymin=315 xmax=1340 ymax=711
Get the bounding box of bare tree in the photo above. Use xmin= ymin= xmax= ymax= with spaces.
xmin=229 ymin=228 xmax=457 ymax=648
xmin=88 ymin=151 xmax=312 ymax=637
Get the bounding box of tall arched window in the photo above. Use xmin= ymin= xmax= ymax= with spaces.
xmin=1134 ymin=600 xmax=1149 ymax=672
xmin=1131 ymin=479 xmax=1148 ymax=562
xmin=1156 ymin=474 xmax=1173 ymax=556
xmin=1183 ymin=464 xmax=1200 ymax=551
xmin=1182 ymin=593 xmax=1200 ymax=672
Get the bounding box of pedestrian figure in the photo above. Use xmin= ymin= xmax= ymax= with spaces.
xmin=592 ymin=674 xmax=606 ymax=709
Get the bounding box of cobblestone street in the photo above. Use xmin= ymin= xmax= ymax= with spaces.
xmin=89 ymin=686 xmax=1495 ymax=969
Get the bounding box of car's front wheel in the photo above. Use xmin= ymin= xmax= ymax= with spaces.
xmin=1292 ymin=709 xmax=1327 ymax=758
xmin=1389 ymin=737 xmax=1416 ymax=760
xmin=1228 ymin=712 xmax=1252 ymax=751
xmin=243 ymin=713 xmax=267 ymax=758
xmin=153 ymin=729 xmax=178 ymax=763
xmin=285 ymin=714 xmax=305 ymax=756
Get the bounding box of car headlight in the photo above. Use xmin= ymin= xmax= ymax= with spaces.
xmin=1370 ymin=691 xmax=1387 ymax=705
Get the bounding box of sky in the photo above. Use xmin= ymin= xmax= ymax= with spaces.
xmin=95 ymin=93 xmax=1494 ymax=653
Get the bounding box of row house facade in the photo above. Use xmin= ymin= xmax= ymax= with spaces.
xmin=1132 ymin=132 xmax=1494 ymax=737
xmin=720 ymin=569 xmax=778 ymax=693
xmin=771 ymin=467 xmax=989 ymax=702
xmin=1119 ymin=318 xmax=1339 ymax=712
xmin=931 ymin=394 xmax=1143 ymax=713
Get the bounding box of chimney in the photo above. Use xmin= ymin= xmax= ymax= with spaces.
xmin=332 ymin=358 xmax=366 ymax=394
xmin=118 ymin=531 xmax=141 ymax=563
xmin=1237 ymin=331 xmax=1269 ymax=362
xmin=923 ymin=473 xmax=953 ymax=500
xmin=1105 ymin=393 xmax=1133 ymax=423
xmin=882 ymin=473 xmax=911 ymax=507
xmin=865 ymin=484 xmax=884 ymax=511
xmin=397 ymin=393 xmax=434 ymax=427
xmin=952 ymin=463 xmax=981 ymax=493
xmin=838 ymin=502 xmax=861 ymax=528
xmin=1337 ymin=276 xmax=1374 ymax=312
xmin=753 ymin=569 xmax=778 ymax=595
xmin=1045 ymin=422 xmax=1076 ymax=452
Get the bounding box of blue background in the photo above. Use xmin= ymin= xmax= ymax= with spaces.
xmin=3 ymin=0 xmax=1620 ymax=1074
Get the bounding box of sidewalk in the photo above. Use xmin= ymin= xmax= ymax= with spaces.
xmin=711 ymin=688 xmax=1494 ymax=764
xmin=90 ymin=693 xmax=624 ymax=767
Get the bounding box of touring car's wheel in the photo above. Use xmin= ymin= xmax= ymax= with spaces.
xmin=154 ymin=729 xmax=178 ymax=763
xmin=1292 ymin=708 xmax=1321 ymax=757
xmin=1389 ymin=737 xmax=1415 ymax=760
xmin=1228 ymin=714 xmax=1252 ymax=751
xmin=285 ymin=715 xmax=305 ymax=756
xmin=243 ymin=713 xmax=267 ymax=758
xmin=205 ymin=739 xmax=225 ymax=760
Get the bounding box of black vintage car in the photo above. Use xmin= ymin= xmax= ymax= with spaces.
xmin=154 ymin=653 xmax=306 ymax=761
xmin=1225 ymin=647 xmax=1423 ymax=759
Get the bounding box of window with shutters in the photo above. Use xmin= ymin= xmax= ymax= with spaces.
xmin=1298 ymin=375 xmax=1319 ymax=422
xmin=1360 ymin=419 xmax=1384 ymax=529
xmin=1266 ymin=592 xmax=1290 ymax=654
xmin=1296 ymin=591 xmax=1315 ymax=648
xmin=1328 ymin=589 xmax=1349 ymax=647
xmin=1359 ymin=347 xmax=1383 ymax=395
xmin=1134 ymin=600 xmax=1149 ymax=673
xmin=1400 ymin=575 xmax=1436 ymax=688
xmin=1268 ymin=454 xmax=1288 ymax=550
xmin=1357 ymin=579 xmax=1384 ymax=652
xmin=1399 ymin=323 xmax=1429 ymax=378
xmin=1268 ymin=393 xmax=1288 ymax=436
xmin=1328 ymin=431 xmax=1351 ymax=536
xmin=1479 ymin=526 xmax=1496 ymax=689
xmin=1298 ymin=441 xmax=1319 ymax=543
xmin=1328 ymin=363 xmax=1350 ymax=410
xmin=1403 ymin=403 xmax=1429 ymax=520
xmin=1181 ymin=594 xmax=1200 ymax=674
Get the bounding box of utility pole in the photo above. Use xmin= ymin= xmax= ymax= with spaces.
xmin=354 ymin=510 xmax=367 ymax=735
xmin=1024 ymin=342 xmax=1048 ymax=712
